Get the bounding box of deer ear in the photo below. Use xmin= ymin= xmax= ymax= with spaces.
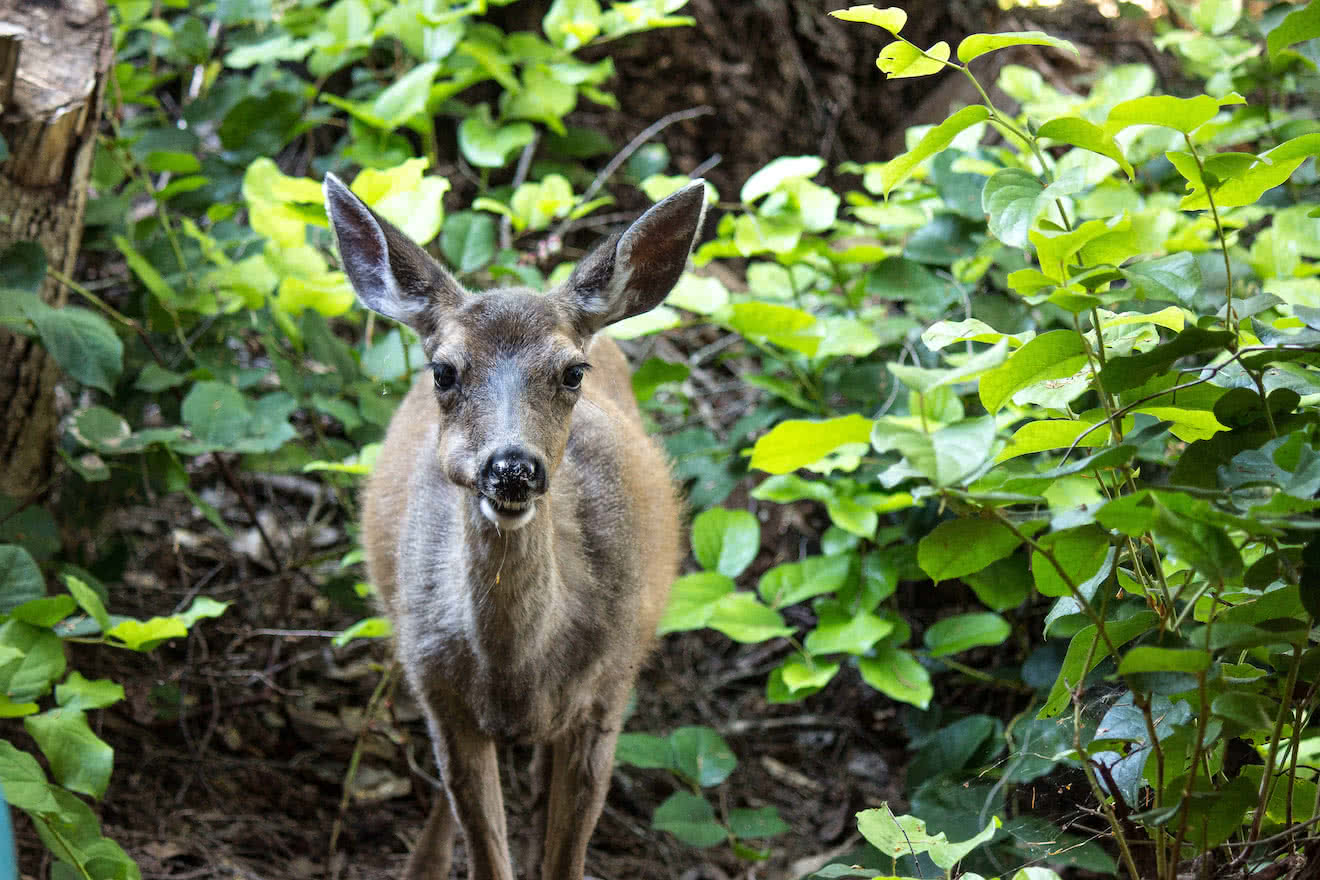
xmin=556 ymin=180 xmax=707 ymax=335
xmin=324 ymin=172 xmax=462 ymax=333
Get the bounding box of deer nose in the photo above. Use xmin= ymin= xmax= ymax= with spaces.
xmin=480 ymin=446 xmax=547 ymax=502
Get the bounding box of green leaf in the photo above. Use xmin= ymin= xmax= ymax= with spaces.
xmin=1150 ymin=500 xmax=1242 ymax=582
xmin=979 ymin=330 xmax=1087 ymax=412
xmin=729 ymin=805 xmax=790 ymax=839
xmin=669 ymin=726 xmax=737 ymax=787
xmin=1267 ymin=0 xmax=1320 ymax=62
xmin=1037 ymin=116 xmax=1134 ymax=180
xmin=757 ymin=553 xmax=852 ymax=608
xmin=877 ymin=39 xmax=950 ymax=79
xmin=64 ymin=575 xmax=110 ymax=635
xmin=652 ymin=791 xmax=726 ymax=847
xmin=28 ymin=307 xmax=123 ymax=394
xmin=182 ymin=380 xmax=252 ymax=447
xmin=691 ymin=508 xmax=760 ymax=578
xmin=0 ymin=544 xmax=45 ymax=614
xmin=332 ymin=616 xmax=391 ymax=646
xmin=542 ymin=0 xmax=602 ymax=50
xmin=457 ymin=104 xmax=536 ymax=168
xmin=748 ymin=414 xmax=874 ymax=475
xmin=858 ymin=644 xmax=933 ymax=709
xmin=614 ymin=732 xmax=672 ymax=770
xmin=1106 ymin=94 xmax=1232 ymax=135
xmin=69 ymin=406 xmax=131 ymax=453
xmin=1038 ymin=611 xmax=1158 ymax=718
xmin=0 ymin=739 xmax=59 ymax=813
xmin=1032 ymin=526 xmax=1111 ymax=599
xmin=958 ymin=31 xmax=1077 ymax=63
xmin=24 ymin=708 xmax=113 ymax=799
xmin=55 ymin=671 xmax=124 ymax=711
xmin=705 ymin=592 xmax=795 ymax=644
xmin=657 ymin=572 xmax=735 ymax=635
xmin=1212 ymin=692 xmax=1277 ymax=730
xmin=740 ymin=155 xmax=825 ymax=203
xmin=918 ymin=518 xmax=1023 ymax=582
xmin=0 ymin=621 xmax=66 ymax=702
xmin=105 ymin=616 xmax=188 ymax=651
xmin=441 ymin=211 xmax=497 ymax=273
xmin=370 ymin=61 xmax=439 ymax=129
xmin=1122 ymin=252 xmax=1201 ymax=304
xmin=830 ymin=5 xmax=907 ymax=33
xmin=804 ymin=603 xmax=893 ymax=655
xmin=768 ymin=656 xmax=840 ymax=702
xmin=880 ymin=105 xmax=990 ymax=197
xmin=982 ymin=168 xmax=1045 ymax=249
xmin=924 ymin=612 xmax=1011 ymax=658
xmin=113 ymin=234 xmax=178 ymax=305
xmin=1117 ymin=646 xmax=1211 ymax=675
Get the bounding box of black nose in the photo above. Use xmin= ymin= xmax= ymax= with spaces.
xmin=481 ymin=446 xmax=546 ymax=501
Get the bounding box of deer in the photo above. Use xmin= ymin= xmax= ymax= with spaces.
xmin=323 ymin=172 xmax=707 ymax=880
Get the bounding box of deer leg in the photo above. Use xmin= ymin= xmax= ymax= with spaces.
xmin=401 ymin=793 xmax=456 ymax=880
xmin=539 ymin=718 xmax=621 ymax=880
xmin=432 ymin=724 xmax=515 ymax=880
xmin=522 ymin=744 xmax=550 ymax=875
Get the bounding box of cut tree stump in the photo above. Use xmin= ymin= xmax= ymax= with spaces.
xmin=0 ymin=0 xmax=112 ymax=500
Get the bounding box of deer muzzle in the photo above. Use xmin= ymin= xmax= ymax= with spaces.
xmin=477 ymin=445 xmax=546 ymax=529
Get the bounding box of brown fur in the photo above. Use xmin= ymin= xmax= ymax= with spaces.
xmin=324 ymin=174 xmax=706 ymax=879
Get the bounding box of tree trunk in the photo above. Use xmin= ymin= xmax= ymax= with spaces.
xmin=0 ymin=0 xmax=112 ymax=500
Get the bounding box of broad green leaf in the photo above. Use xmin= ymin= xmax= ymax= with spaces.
xmin=0 ymin=544 xmax=45 ymax=614
xmin=691 ymin=508 xmax=760 ymax=578
xmin=631 ymin=357 xmax=689 ymax=403
xmin=706 ymin=592 xmax=795 ymax=643
xmin=333 ymin=616 xmax=391 ymax=647
xmin=1268 ymin=0 xmax=1320 ymax=62
xmin=918 ymin=518 xmax=1022 ymax=582
xmin=804 ymin=604 xmax=893 ymax=655
xmin=873 ymin=416 xmax=998 ymax=487
xmin=1032 ymin=526 xmax=1111 ymax=599
xmin=729 ymin=806 xmax=791 ymax=839
xmin=24 ymin=707 xmax=113 ymax=798
xmin=9 ymin=596 xmax=75 ymax=628
xmin=182 ymin=381 xmax=252 ymax=447
xmin=887 ymin=339 xmax=1009 ymax=393
xmin=1106 ymin=93 xmax=1241 ymax=135
xmin=441 ymin=211 xmax=497 ymax=273
xmin=659 ymin=572 xmax=735 ymax=634
xmin=63 ymin=575 xmax=110 ymax=634
xmin=859 ymin=644 xmax=933 ymax=709
xmin=1037 ymin=116 xmax=1134 ymax=180
xmin=669 ymin=726 xmax=737 ymax=787
xmin=502 ymin=64 xmax=577 ymax=134
xmin=830 ymin=5 xmax=906 ymax=33
xmin=749 ymin=414 xmax=874 ymax=475
xmin=105 ymin=616 xmax=188 ymax=651
xmin=877 ymin=39 xmax=950 ymax=79
xmin=740 ymin=155 xmax=825 ymax=203
xmin=879 ymin=105 xmax=990 ymax=197
xmin=55 ymin=671 xmax=124 ymax=711
xmin=757 ymin=553 xmax=852 ymax=608
xmin=1151 ymin=500 xmax=1242 ymax=582
xmin=1212 ymin=692 xmax=1277 ymax=730
xmin=614 ymin=732 xmax=672 ymax=770
xmin=979 ymin=330 xmax=1087 ymax=412
xmin=1097 ymin=326 xmax=1234 ymax=393
xmin=982 ymin=168 xmax=1045 ymax=249
xmin=0 ymin=739 xmax=59 ymax=813
xmin=924 ymin=612 xmax=1011 ymax=657
xmin=667 ymin=273 xmax=730 ymax=316
xmin=769 ymin=655 xmax=840 ymax=702
xmin=113 ymin=234 xmax=178 ymax=305
xmin=371 ymin=61 xmax=439 ymax=129
xmin=964 ymin=556 xmax=1031 ymax=612
xmin=1118 ymin=646 xmax=1211 ymax=675
xmin=652 ymin=792 xmax=726 ymax=847
xmin=29 ymin=306 xmax=123 ymax=394
xmin=922 ymin=318 xmax=1033 ymax=351
xmin=457 ymin=105 xmax=536 ymax=168
xmin=996 ymin=418 xmax=1112 ymax=463
xmin=0 ymin=621 xmax=66 ymax=702
xmin=1122 ymin=253 xmax=1201 ymax=304
xmin=1038 ymin=611 xmax=1158 ymax=718
xmin=542 ymin=0 xmax=602 ymax=49
xmin=958 ymin=31 xmax=1077 ymax=64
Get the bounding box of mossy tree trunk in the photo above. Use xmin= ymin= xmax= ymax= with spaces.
xmin=0 ymin=0 xmax=112 ymax=500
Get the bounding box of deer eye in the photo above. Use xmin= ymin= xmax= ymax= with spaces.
xmin=562 ymin=363 xmax=589 ymax=390
xmin=432 ymin=362 xmax=458 ymax=392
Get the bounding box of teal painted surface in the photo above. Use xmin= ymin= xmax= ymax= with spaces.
xmin=0 ymin=787 xmax=14 ymax=880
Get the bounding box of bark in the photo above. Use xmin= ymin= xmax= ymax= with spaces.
xmin=0 ymin=0 xmax=112 ymax=500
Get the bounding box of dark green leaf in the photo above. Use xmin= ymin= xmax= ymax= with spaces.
xmin=1098 ymin=326 xmax=1234 ymax=394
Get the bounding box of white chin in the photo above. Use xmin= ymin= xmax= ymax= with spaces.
xmin=479 ymin=496 xmax=536 ymax=530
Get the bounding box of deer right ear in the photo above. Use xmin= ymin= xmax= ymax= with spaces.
xmin=324 ymin=172 xmax=462 ymax=332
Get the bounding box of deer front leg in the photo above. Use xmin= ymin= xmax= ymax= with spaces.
xmin=402 ymin=793 xmax=455 ymax=880
xmin=539 ymin=719 xmax=621 ymax=880
xmin=432 ymin=724 xmax=515 ymax=880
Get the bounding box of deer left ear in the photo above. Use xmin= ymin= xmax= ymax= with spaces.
xmin=555 ymin=180 xmax=707 ymax=335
